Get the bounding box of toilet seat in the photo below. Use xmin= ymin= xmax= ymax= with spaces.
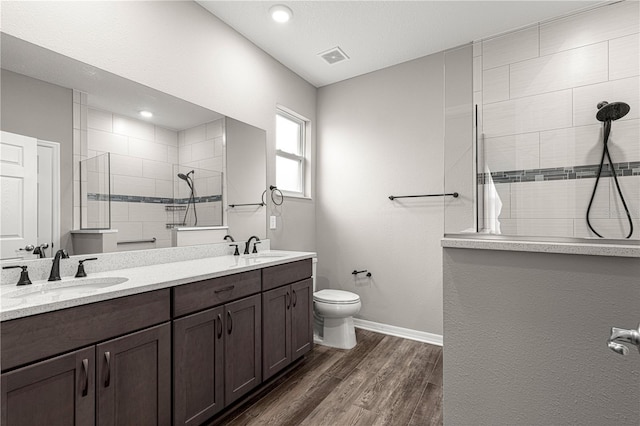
xmin=314 ymin=289 xmax=360 ymax=304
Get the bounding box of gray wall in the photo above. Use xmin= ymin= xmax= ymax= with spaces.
xmin=316 ymin=52 xmax=447 ymax=336
xmin=443 ymin=247 xmax=640 ymax=425
xmin=1 ymin=69 xmax=73 ymax=251
xmin=226 ymin=117 xmax=267 ymax=241
xmin=2 ymin=1 xmax=317 ymax=252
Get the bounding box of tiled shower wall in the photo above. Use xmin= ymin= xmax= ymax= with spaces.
xmin=475 ymin=1 xmax=640 ymax=239
xmin=76 ymin=108 xmax=226 ymax=250
xmin=175 ymin=119 xmax=224 ymax=228
xmin=85 ymin=108 xmax=179 ymax=249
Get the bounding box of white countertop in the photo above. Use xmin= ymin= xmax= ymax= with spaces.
xmin=1 ymin=250 xmax=315 ymax=322
xmin=441 ymin=235 xmax=640 ymax=258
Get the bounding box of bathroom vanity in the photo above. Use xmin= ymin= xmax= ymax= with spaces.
xmin=0 ymin=250 xmax=314 ymax=425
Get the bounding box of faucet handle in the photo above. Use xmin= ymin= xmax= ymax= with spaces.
xmin=607 ymin=325 xmax=640 ymax=355
xmin=229 ymin=244 xmax=240 ymax=256
xmin=3 ymin=265 xmax=32 ymax=286
xmin=252 ymin=241 xmax=261 ymax=254
xmin=75 ymin=257 xmax=98 ymax=278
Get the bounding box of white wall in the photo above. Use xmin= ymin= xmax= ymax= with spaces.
xmin=476 ymin=1 xmax=640 ymax=239
xmin=1 ymin=1 xmax=317 ymax=251
xmin=317 ymin=53 xmax=449 ymax=336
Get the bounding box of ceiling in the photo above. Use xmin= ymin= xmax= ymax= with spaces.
xmin=198 ymin=1 xmax=602 ymax=88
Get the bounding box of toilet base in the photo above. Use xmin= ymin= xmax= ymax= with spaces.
xmin=314 ymin=316 xmax=357 ymax=350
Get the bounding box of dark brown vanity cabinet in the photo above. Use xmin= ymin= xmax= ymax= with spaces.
xmin=172 ymin=271 xmax=262 ymax=426
xmin=1 ymin=346 xmax=96 ymax=425
xmin=262 ymin=260 xmax=313 ymax=380
xmin=0 ymin=289 xmax=171 ymax=426
xmin=96 ymin=323 xmax=171 ymax=426
xmin=1 ymin=259 xmax=313 ymax=426
xmin=173 ymin=306 xmax=225 ymax=426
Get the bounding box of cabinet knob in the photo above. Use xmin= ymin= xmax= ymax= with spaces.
xmin=217 ymin=314 xmax=223 ymax=338
xmin=227 ymin=311 xmax=233 ymax=334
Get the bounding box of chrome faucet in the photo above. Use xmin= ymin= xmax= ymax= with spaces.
xmin=244 ymin=236 xmax=260 ymax=255
xmin=48 ymin=249 xmax=69 ymax=281
xmin=607 ymin=325 xmax=640 ymax=355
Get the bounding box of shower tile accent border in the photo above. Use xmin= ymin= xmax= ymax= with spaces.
xmin=88 ymin=193 xmax=222 ymax=204
xmin=478 ymin=161 xmax=640 ymax=184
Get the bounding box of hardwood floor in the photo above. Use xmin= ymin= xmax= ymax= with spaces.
xmin=218 ymin=329 xmax=443 ymax=426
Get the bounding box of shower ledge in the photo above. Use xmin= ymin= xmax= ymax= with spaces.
xmin=441 ymin=234 xmax=640 ymax=258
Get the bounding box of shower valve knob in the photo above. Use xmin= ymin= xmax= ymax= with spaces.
xmin=607 ymin=325 xmax=640 ymax=356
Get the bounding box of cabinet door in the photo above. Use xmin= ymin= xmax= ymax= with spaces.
xmin=1 ymin=346 xmax=95 ymax=426
xmin=96 ymin=323 xmax=171 ymax=426
xmin=173 ymin=306 xmax=224 ymax=426
xmin=224 ymin=294 xmax=262 ymax=405
xmin=262 ymin=285 xmax=292 ymax=380
xmin=291 ymin=278 xmax=313 ymax=360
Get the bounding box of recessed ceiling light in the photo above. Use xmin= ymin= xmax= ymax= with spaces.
xmin=270 ymin=5 xmax=292 ymax=23
xmin=139 ymin=110 xmax=153 ymax=118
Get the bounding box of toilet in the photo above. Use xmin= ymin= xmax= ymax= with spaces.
xmin=312 ymin=259 xmax=362 ymax=350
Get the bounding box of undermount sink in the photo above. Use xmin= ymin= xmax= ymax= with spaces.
xmin=7 ymin=276 xmax=129 ymax=299
xmin=249 ymin=252 xmax=287 ymax=259
xmin=245 ymin=253 xmax=288 ymax=263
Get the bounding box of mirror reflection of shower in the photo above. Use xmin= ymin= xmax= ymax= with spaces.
xmin=177 ymin=170 xmax=198 ymax=226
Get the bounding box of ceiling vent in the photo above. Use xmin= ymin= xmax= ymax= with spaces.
xmin=318 ymin=46 xmax=349 ymax=65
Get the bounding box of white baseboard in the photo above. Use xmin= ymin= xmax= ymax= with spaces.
xmin=353 ymin=318 xmax=443 ymax=346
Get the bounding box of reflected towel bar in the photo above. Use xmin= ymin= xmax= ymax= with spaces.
xmin=229 ymin=202 xmax=265 ymax=208
xmin=117 ymin=237 xmax=157 ymax=245
xmin=389 ymin=192 xmax=459 ymax=200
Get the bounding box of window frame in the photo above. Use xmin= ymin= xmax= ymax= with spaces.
xmin=275 ymin=108 xmax=308 ymax=198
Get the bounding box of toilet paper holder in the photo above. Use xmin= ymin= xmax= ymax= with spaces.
xmin=352 ymin=269 xmax=372 ymax=277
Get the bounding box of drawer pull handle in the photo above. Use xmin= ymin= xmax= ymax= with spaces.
xmin=104 ymin=352 xmax=111 ymax=387
xmin=217 ymin=314 xmax=223 ymax=338
xmin=227 ymin=311 xmax=233 ymax=334
xmin=286 ymin=291 xmax=291 ymax=309
xmin=214 ymin=285 xmax=235 ymax=294
xmin=81 ymin=358 xmax=89 ymax=397
xmin=293 ymin=290 xmax=297 ymax=307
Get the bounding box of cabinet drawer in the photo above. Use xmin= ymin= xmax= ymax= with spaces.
xmin=172 ymin=270 xmax=261 ymax=318
xmin=262 ymin=259 xmax=312 ymax=292
xmin=1 ymin=289 xmax=170 ymax=372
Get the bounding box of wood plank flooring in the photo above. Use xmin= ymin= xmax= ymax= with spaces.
xmin=218 ymin=329 xmax=443 ymax=426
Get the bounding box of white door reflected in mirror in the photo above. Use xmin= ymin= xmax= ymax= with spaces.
xmin=1 ymin=131 xmax=37 ymax=259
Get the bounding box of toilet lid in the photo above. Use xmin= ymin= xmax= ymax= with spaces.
xmin=314 ymin=289 xmax=360 ymax=304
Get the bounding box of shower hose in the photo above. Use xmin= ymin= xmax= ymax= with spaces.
xmin=585 ymin=120 xmax=634 ymax=239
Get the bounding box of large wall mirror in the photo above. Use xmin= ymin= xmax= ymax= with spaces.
xmin=0 ymin=34 xmax=266 ymax=260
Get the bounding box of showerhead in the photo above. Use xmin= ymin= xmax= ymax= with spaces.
xmin=177 ymin=170 xmax=195 ymax=181
xmin=177 ymin=170 xmax=195 ymax=189
xmin=596 ymin=101 xmax=630 ymax=122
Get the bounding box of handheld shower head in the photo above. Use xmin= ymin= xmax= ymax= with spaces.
xmin=596 ymin=101 xmax=630 ymax=122
xmin=177 ymin=173 xmax=189 ymax=181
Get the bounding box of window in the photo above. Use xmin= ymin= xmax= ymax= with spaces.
xmin=276 ymin=109 xmax=308 ymax=196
